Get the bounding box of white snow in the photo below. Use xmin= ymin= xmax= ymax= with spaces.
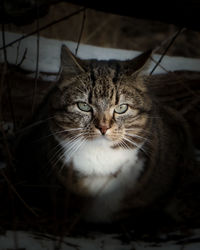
xmin=0 ymin=31 xmax=200 ymax=81
xmin=0 ymin=230 xmax=200 ymax=250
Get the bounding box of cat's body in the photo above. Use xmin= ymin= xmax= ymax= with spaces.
xmin=16 ymin=46 xmax=193 ymax=224
xmin=60 ymin=137 xmax=144 ymax=222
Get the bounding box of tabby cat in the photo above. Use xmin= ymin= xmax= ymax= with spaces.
xmin=17 ymin=45 xmax=193 ymax=224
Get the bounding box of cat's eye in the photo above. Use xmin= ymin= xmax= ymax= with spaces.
xmin=114 ymin=104 xmax=128 ymax=114
xmin=77 ymin=102 xmax=92 ymax=112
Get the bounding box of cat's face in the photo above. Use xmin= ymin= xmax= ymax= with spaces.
xmin=49 ymin=46 xmax=152 ymax=150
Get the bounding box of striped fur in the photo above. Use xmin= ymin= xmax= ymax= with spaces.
xmin=45 ymin=46 xmax=192 ymax=222
xmin=17 ymin=46 xmax=193 ymax=223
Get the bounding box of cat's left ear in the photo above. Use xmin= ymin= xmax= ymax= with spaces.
xmin=123 ymin=50 xmax=152 ymax=76
xmin=60 ymin=45 xmax=86 ymax=75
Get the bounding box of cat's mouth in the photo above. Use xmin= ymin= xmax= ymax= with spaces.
xmin=88 ymin=130 xmax=125 ymax=149
xmin=92 ymin=128 xmax=119 ymax=142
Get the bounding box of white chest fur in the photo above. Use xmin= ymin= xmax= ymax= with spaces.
xmin=61 ymin=137 xmax=145 ymax=222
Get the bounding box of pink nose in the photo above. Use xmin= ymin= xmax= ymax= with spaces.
xmin=98 ymin=125 xmax=110 ymax=135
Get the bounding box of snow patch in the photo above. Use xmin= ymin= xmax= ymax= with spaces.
xmin=0 ymin=31 xmax=200 ymax=80
xmin=0 ymin=230 xmax=200 ymax=250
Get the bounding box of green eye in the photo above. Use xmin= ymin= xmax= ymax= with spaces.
xmin=77 ymin=102 xmax=92 ymax=112
xmin=114 ymin=104 xmax=128 ymax=114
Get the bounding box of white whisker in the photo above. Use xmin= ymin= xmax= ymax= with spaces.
xmin=50 ymin=136 xmax=83 ymax=174
xmin=125 ymin=133 xmax=152 ymax=146
xmin=119 ymin=140 xmax=130 ymax=150
xmin=49 ymin=133 xmax=85 ymax=169
xmin=17 ymin=116 xmax=56 ymax=135
xmin=59 ymin=137 xmax=87 ymax=173
xmin=61 ymin=131 xmax=88 ymax=158
xmin=62 ymin=133 xmax=85 ymax=153
xmin=125 ymin=133 xmax=147 ymax=141
xmin=35 ymin=127 xmax=84 ymax=142
xmin=123 ymin=137 xmax=140 ymax=149
xmin=125 ymin=128 xmax=153 ymax=136
xmin=51 ymin=151 xmax=65 ymax=172
xmin=49 ymin=127 xmax=83 ymax=138
xmin=64 ymin=137 xmax=82 ymax=158
xmin=123 ymin=136 xmax=147 ymax=155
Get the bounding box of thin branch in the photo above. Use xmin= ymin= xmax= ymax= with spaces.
xmin=0 ymin=123 xmax=14 ymax=169
xmin=84 ymin=15 xmax=114 ymax=43
xmin=17 ymin=48 xmax=27 ymax=67
xmin=1 ymin=21 xmax=16 ymax=132
xmin=32 ymin=0 xmax=40 ymax=114
xmin=150 ymin=57 xmax=169 ymax=73
xmin=153 ymin=27 xmax=186 ymax=54
xmin=1 ymin=23 xmax=7 ymax=63
xmin=0 ymin=169 xmax=38 ymax=217
xmin=150 ymin=27 xmax=184 ymax=75
xmin=0 ymin=64 xmax=6 ymax=118
xmin=75 ymin=9 xmax=86 ymax=55
xmin=15 ymin=40 xmax=21 ymax=65
xmin=0 ymin=7 xmax=86 ymax=51
xmin=0 ymin=51 xmax=7 ymax=122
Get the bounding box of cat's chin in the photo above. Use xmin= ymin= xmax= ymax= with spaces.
xmin=89 ymin=135 xmax=113 ymax=147
xmin=87 ymin=134 xmax=123 ymax=149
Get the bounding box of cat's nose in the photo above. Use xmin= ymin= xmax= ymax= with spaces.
xmin=97 ymin=124 xmax=110 ymax=135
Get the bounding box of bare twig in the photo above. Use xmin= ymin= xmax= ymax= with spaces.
xmin=0 ymin=7 xmax=86 ymax=51
xmin=84 ymin=15 xmax=114 ymax=43
xmin=0 ymin=63 xmax=7 ymax=119
xmin=15 ymin=41 xmax=27 ymax=67
xmin=0 ymin=169 xmax=38 ymax=217
xmin=0 ymin=123 xmax=14 ymax=168
xmin=1 ymin=23 xmax=16 ymax=131
xmin=15 ymin=40 xmax=21 ymax=65
xmin=150 ymin=57 xmax=169 ymax=73
xmin=1 ymin=23 xmax=7 ymax=63
xmin=32 ymin=0 xmax=40 ymax=114
xmin=153 ymin=28 xmax=186 ymax=54
xmin=1 ymin=21 xmax=8 ymax=105
xmin=150 ymin=27 xmax=184 ymax=75
xmin=17 ymin=48 xmax=27 ymax=67
xmin=75 ymin=9 xmax=86 ymax=55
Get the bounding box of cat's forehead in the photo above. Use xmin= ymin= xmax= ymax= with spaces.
xmin=88 ymin=65 xmax=142 ymax=99
xmin=92 ymin=75 xmax=115 ymax=97
xmin=60 ymin=61 xmax=146 ymax=107
xmin=68 ymin=63 xmax=117 ymax=96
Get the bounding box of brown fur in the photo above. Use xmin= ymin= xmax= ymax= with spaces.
xmin=16 ymin=46 xmax=195 ymax=225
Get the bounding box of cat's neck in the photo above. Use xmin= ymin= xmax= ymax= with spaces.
xmin=60 ymin=137 xmax=144 ymax=177
xmin=57 ymin=136 xmax=145 ymax=222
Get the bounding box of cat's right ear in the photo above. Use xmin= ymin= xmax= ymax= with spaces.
xmin=60 ymin=45 xmax=86 ymax=75
xmin=123 ymin=50 xmax=152 ymax=77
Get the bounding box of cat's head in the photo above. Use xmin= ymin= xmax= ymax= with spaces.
xmin=49 ymin=45 xmax=153 ymax=150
